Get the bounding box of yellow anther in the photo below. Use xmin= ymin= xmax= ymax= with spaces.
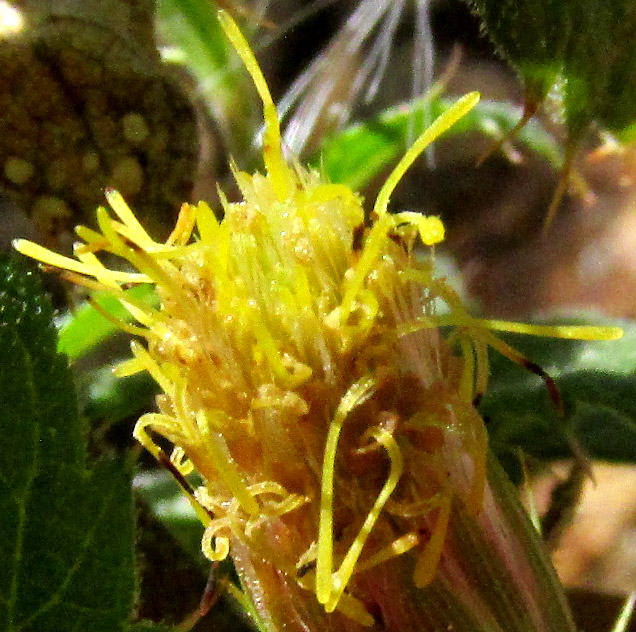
xmin=202 ymin=518 xmax=231 ymax=561
xmin=413 ymin=495 xmax=451 ymax=587
xmin=217 ymin=11 xmax=294 ymax=200
xmin=316 ymin=376 xmax=377 ymax=604
xmin=373 ymin=92 xmax=480 ymax=219
xmin=324 ymin=427 xmax=403 ymax=613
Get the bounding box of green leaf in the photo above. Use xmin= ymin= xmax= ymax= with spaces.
xmin=481 ymin=317 xmax=636 ymax=465
xmin=127 ymin=621 xmax=173 ymax=632
xmin=465 ymin=0 xmax=568 ymax=107
xmin=57 ymin=284 xmax=158 ymax=361
xmin=319 ymin=96 xmax=561 ymax=190
xmin=156 ymin=0 xmax=260 ymax=153
xmin=82 ymin=367 xmax=158 ymax=426
xmin=0 ymin=259 xmax=135 ymax=632
xmin=465 ymin=1 xmax=636 ymax=139
xmin=134 ymin=469 xmax=203 ymax=560
xmin=560 ymin=2 xmax=636 ymax=138
xmin=157 ymin=0 xmax=230 ymax=78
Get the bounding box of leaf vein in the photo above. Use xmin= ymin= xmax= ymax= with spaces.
xmin=7 ymin=341 xmax=41 ymax=630
xmin=16 ymin=472 xmax=120 ymax=630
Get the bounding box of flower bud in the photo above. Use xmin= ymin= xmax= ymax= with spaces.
xmin=15 ymin=12 xmax=619 ymax=632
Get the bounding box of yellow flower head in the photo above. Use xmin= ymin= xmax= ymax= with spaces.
xmin=14 ymin=12 xmax=622 ymax=628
